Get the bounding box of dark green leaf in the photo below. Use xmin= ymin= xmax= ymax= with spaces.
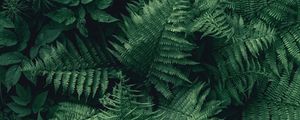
xmin=15 ymin=18 xmax=30 ymax=51
xmin=0 ymin=28 xmax=17 ymax=47
xmin=52 ymin=0 xmax=72 ymax=4
xmin=32 ymin=91 xmax=48 ymax=113
xmin=11 ymin=96 xmax=30 ymax=106
xmin=0 ymin=13 xmax=14 ymax=28
xmin=81 ymin=0 xmax=93 ymax=4
xmin=0 ymin=52 xmax=25 ymax=65
xmin=4 ymin=65 xmax=22 ymax=91
xmin=0 ymin=66 xmax=6 ymax=83
xmin=96 ymin=0 xmax=113 ymax=9
xmin=87 ymin=8 xmax=118 ymax=23
xmin=37 ymin=112 xmax=43 ymax=120
xmin=35 ymin=22 xmax=64 ymax=46
xmin=7 ymin=103 xmax=32 ymax=117
xmin=46 ymin=8 xmax=76 ymax=25
xmin=14 ymin=84 xmax=31 ymax=105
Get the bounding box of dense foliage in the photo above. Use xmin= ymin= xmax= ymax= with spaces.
xmin=1 ymin=0 xmax=300 ymax=119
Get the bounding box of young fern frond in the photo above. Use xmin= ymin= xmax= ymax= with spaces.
xmin=110 ymin=0 xmax=197 ymax=98
xmin=22 ymin=37 xmax=117 ymax=99
xmin=154 ymin=82 xmax=222 ymax=120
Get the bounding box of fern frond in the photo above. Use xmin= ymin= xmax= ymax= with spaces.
xmin=50 ymin=102 xmax=99 ymax=120
xmin=233 ymin=0 xmax=294 ymax=25
xmin=154 ymin=82 xmax=222 ymax=120
xmin=51 ymin=74 xmax=155 ymax=120
xmin=190 ymin=8 xmax=233 ymax=39
xmin=212 ymin=58 xmax=270 ymax=104
xmin=22 ymin=37 xmax=117 ymax=99
xmin=243 ymin=63 xmax=300 ymax=120
xmin=94 ymin=74 xmax=154 ymax=120
xmin=110 ymin=0 xmax=197 ymax=98
xmin=280 ymin=24 xmax=300 ymax=63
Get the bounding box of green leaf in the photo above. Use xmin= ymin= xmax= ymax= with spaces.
xmin=52 ymin=0 xmax=72 ymax=4
xmin=35 ymin=22 xmax=64 ymax=46
xmin=46 ymin=8 xmax=76 ymax=25
xmin=0 ymin=52 xmax=25 ymax=65
xmin=0 ymin=28 xmax=18 ymax=47
xmin=37 ymin=112 xmax=43 ymax=120
xmin=11 ymin=96 xmax=30 ymax=106
xmin=81 ymin=0 xmax=93 ymax=4
xmin=87 ymin=8 xmax=118 ymax=23
xmin=96 ymin=0 xmax=113 ymax=9
xmin=13 ymin=84 xmax=31 ymax=105
xmin=0 ymin=66 xmax=6 ymax=84
xmin=15 ymin=18 xmax=30 ymax=51
xmin=7 ymin=103 xmax=32 ymax=117
xmin=77 ymin=7 xmax=88 ymax=37
xmin=4 ymin=65 xmax=22 ymax=91
xmin=0 ymin=13 xmax=14 ymax=28
xmin=32 ymin=91 xmax=48 ymax=113
xmin=29 ymin=45 xmax=41 ymax=59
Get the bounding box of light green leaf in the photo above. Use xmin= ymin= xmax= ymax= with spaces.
xmin=5 ymin=65 xmax=22 ymax=91
xmin=0 ymin=52 xmax=25 ymax=65
xmin=35 ymin=22 xmax=64 ymax=46
xmin=88 ymin=8 xmax=118 ymax=23
xmin=32 ymin=91 xmax=48 ymax=113
xmin=7 ymin=103 xmax=32 ymax=117
xmin=96 ymin=0 xmax=113 ymax=9
xmin=46 ymin=8 xmax=76 ymax=25
xmin=0 ymin=28 xmax=18 ymax=47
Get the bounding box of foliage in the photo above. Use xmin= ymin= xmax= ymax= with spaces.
xmin=1 ymin=0 xmax=300 ymax=120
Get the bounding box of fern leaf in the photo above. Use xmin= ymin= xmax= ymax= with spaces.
xmin=110 ymin=0 xmax=197 ymax=98
xmin=22 ymin=39 xmax=116 ymax=99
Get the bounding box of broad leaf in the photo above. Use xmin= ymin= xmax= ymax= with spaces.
xmin=0 ymin=52 xmax=25 ymax=65
xmin=81 ymin=0 xmax=93 ymax=4
xmin=7 ymin=103 xmax=32 ymax=117
xmin=35 ymin=22 xmax=64 ymax=46
xmin=4 ymin=65 xmax=22 ymax=91
xmin=88 ymin=7 xmax=118 ymax=23
xmin=46 ymin=8 xmax=76 ymax=25
xmin=96 ymin=0 xmax=113 ymax=9
xmin=0 ymin=28 xmax=17 ymax=47
xmin=32 ymin=91 xmax=48 ymax=113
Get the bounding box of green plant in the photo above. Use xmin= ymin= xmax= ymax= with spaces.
xmin=2 ymin=0 xmax=300 ymax=119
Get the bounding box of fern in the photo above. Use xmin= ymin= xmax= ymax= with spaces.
xmin=22 ymin=37 xmax=117 ymax=99
xmin=50 ymin=74 xmax=154 ymax=120
xmin=49 ymin=102 xmax=99 ymax=120
xmin=190 ymin=8 xmax=233 ymax=39
xmin=280 ymin=24 xmax=300 ymax=64
xmin=110 ymin=0 xmax=197 ymax=98
xmin=243 ymin=62 xmax=300 ymax=120
xmin=154 ymin=82 xmax=222 ymax=120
